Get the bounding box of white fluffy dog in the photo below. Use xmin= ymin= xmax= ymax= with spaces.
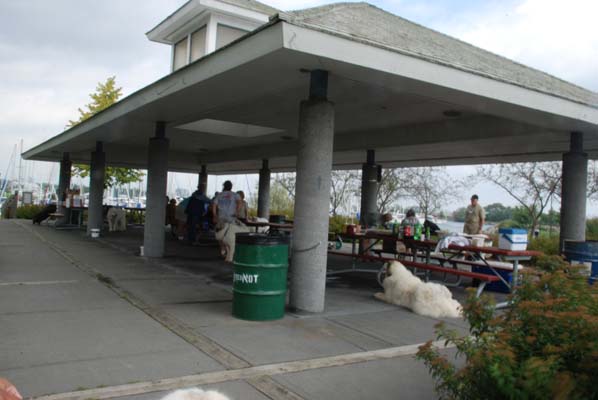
xmin=106 ymin=207 xmax=127 ymax=232
xmin=214 ymin=220 xmax=251 ymax=262
xmin=375 ymin=261 xmax=462 ymax=318
xmin=161 ymin=388 xmax=230 ymax=400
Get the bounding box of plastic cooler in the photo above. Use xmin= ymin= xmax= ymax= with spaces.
xmin=498 ymin=228 xmax=528 ymax=251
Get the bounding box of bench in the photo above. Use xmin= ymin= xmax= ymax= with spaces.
xmin=328 ymin=250 xmax=500 ymax=296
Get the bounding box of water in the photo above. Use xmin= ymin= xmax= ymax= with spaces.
xmin=438 ymin=220 xmax=496 ymax=234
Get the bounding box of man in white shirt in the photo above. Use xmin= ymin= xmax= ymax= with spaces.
xmin=211 ymin=180 xmax=242 ymax=227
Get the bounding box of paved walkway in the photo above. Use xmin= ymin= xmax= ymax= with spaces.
xmin=0 ymin=220 xmax=466 ymax=400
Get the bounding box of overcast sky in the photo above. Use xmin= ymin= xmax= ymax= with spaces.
xmin=1 ymin=0 xmax=597 ymax=213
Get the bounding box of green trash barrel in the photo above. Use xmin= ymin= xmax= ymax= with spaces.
xmin=233 ymin=233 xmax=289 ymax=321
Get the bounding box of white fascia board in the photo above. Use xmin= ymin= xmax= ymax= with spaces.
xmin=280 ymin=22 xmax=598 ymax=128
xmin=23 ymin=22 xmax=285 ymax=161
xmin=201 ymin=0 xmax=270 ymax=23
xmin=147 ymin=0 xmax=202 ymax=44
xmin=211 ymin=11 xmax=263 ymax=33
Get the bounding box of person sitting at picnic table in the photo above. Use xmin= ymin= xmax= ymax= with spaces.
xmin=400 ymin=209 xmax=420 ymax=227
xmin=236 ymin=190 xmax=249 ymax=222
xmin=185 ymin=187 xmax=211 ymax=244
xmin=463 ymin=194 xmax=485 ymax=234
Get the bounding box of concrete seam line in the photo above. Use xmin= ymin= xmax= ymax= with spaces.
xmin=245 ymin=376 xmax=305 ymax=400
xmin=0 ymin=280 xmax=78 ymax=286
xmin=31 ymin=340 xmax=452 ymax=400
xmin=14 ymin=222 xmax=303 ymax=399
xmin=13 ymin=221 xmax=250 ymax=370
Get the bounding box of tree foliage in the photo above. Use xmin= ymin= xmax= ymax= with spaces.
xmin=403 ymin=167 xmax=456 ymax=219
xmin=376 ymin=168 xmax=407 ymax=213
xmin=474 ymin=163 xmax=561 ymax=232
xmin=417 ymin=258 xmax=598 ymax=400
xmin=67 ymin=76 xmax=144 ymax=189
xmin=329 ymin=170 xmax=359 ymax=216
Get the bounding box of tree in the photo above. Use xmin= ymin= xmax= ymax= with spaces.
xmin=329 ymin=170 xmax=359 ymax=216
xmin=273 ymin=173 xmax=296 ymax=200
xmin=484 ymin=203 xmax=514 ymax=222
xmin=474 ymin=162 xmax=561 ymax=233
xmin=269 ymin=180 xmax=294 ymax=215
xmin=68 ymin=76 xmax=144 ymax=189
xmin=404 ymin=167 xmax=456 ymax=220
xmin=376 ymin=168 xmax=407 ymax=213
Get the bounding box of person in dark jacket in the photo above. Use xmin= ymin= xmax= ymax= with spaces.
xmin=185 ymin=187 xmax=211 ymax=243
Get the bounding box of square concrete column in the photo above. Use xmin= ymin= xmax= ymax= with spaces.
xmin=87 ymin=142 xmax=105 ymax=235
xmin=560 ymin=131 xmax=588 ymax=251
xmin=57 ymin=152 xmax=72 ymax=225
xmin=257 ymin=159 xmax=271 ymax=219
xmin=290 ymin=70 xmax=334 ymax=313
xmin=198 ymin=165 xmax=208 ymax=194
xmin=143 ymin=122 xmax=169 ymax=258
xmin=360 ymin=149 xmax=380 ymax=228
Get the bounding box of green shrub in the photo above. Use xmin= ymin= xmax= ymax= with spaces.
xmin=587 ymin=218 xmax=598 ymax=241
xmin=497 ymin=219 xmax=527 ymax=229
xmin=528 ymin=235 xmax=560 ymax=256
xmin=417 ymin=264 xmax=598 ymax=400
xmin=16 ymin=204 xmax=45 ymax=219
xmin=329 ymin=215 xmax=355 ymax=235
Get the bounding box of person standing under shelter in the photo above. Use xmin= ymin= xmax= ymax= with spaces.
xmin=185 ymin=187 xmax=211 ymax=243
xmin=464 ymin=194 xmax=485 ymax=234
xmin=212 ymin=181 xmax=242 ymax=227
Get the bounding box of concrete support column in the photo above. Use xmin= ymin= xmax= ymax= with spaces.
xmin=257 ymin=159 xmax=271 ymax=219
xmin=290 ymin=70 xmax=334 ymax=313
xmin=360 ymin=149 xmax=380 ymax=227
xmin=87 ymin=142 xmax=105 ymax=235
xmin=560 ymin=131 xmax=588 ymax=251
xmin=57 ymin=153 xmax=72 ymax=224
xmin=143 ymin=122 xmax=170 ymax=258
xmin=198 ymin=165 xmax=208 ymax=194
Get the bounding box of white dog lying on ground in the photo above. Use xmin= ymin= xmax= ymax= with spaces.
xmin=214 ymin=220 xmax=251 ymax=262
xmin=106 ymin=207 xmax=127 ymax=232
xmin=161 ymin=388 xmax=230 ymax=400
xmin=375 ymin=261 xmax=462 ymax=318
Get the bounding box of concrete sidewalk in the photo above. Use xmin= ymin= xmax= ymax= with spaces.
xmin=0 ymin=220 xmax=466 ymax=400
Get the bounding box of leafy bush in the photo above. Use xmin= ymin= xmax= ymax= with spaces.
xmin=329 ymin=215 xmax=355 ymax=235
xmin=417 ymin=263 xmax=598 ymax=400
xmin=497 ymin=219 xmax=526 ymax=229
xmin=587 ymin=218 xmax=598 ymax=241
xmin=16 ymin=204 xmax=45 ymax=219
xmin=528 ymin=235 xmax=560 ymax=256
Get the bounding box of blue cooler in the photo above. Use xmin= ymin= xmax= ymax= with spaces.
xmin=498 ymin=228 xmax=528 ymax=251
xmin=471 ymin=265 xmax=513 ymax=293
xmin=563 ymin=240 xmax=598 ymax=285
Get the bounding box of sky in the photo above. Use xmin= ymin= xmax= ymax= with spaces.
xmin=1 ymin=0 xmax=597 ymax=213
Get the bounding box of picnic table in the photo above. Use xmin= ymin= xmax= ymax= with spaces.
xmin=330 ymin=231 xmax=439 ymax=284
xmin=446 ymin=244 xmax=542 ymax=295
xmin=244 ymin=220 xmax=293 ymax=233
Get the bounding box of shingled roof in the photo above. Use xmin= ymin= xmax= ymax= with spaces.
xmin=278 ymin=2 xmax=598 ymax=108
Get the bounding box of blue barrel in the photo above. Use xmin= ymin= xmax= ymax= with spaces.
xmin=563 ymin=240 xmax=598 ymax=284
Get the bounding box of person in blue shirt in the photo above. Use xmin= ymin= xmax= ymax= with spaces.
xmin=185 ymin=187 xmax=211 ymax=243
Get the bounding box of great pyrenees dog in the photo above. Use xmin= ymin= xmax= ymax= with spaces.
xmin=214 ymin=220 xmax=251 ymax=262
xmin=107 ymin=207 xmax=127 ymax=232
xmin=161 ymin=388 xmax=230 ymax=400
xmin=375 ymin=261 xmax=462 ymax=318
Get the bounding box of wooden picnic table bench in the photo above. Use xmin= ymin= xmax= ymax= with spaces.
xmin=327 ymin=250 xmax=500 ymax=296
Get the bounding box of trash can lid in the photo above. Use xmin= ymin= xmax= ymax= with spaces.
xmin=236 ymin=233 xmax=290 ymax=245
